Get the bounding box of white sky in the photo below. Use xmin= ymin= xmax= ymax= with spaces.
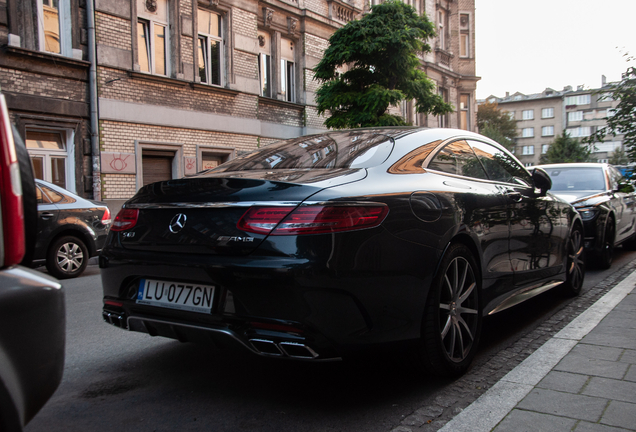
xmin=475 ymin=0 xmax=636 ymax=99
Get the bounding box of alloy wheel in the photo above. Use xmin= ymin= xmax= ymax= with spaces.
xmin=438 ymin=256 xmax=479 ymax=363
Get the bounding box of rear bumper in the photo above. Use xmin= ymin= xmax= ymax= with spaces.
xmin=100 ymin=244 xmax=439 ymax=360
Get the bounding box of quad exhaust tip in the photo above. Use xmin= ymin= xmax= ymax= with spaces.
xmin=102 ymin=311 xmax=125 ymax=328
xmin=249 ymin=339 xmax=319 ymax=359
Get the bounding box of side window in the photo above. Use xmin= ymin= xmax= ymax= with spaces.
xmin=428 ymin=140 xmax=488 ymax=180
xmin=38 ymin=0 xmax=72 ymax=56
xmin=197 ymin=9 xmax=223 ymax=86
xmin=41 ymin=185 xmax=66 ymax=204
xmin=137 ymin=0 xmax=169 ymax=76
xmin=468 ymin=140 xmax=532 ymax=186
xmin=36 ymin=186 xmax=48 ymax=204
xmin=258 ymin=31 xmax=272 ymax=97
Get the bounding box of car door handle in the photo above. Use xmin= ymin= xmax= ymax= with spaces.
xmin=506 ymin=192 xmax=523 ymax=202
xmin=40 ymin=212 xmax=55 ymax=220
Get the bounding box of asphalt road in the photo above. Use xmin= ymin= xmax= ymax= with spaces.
xmin=25 ymin=249 xmax=636 ymax=432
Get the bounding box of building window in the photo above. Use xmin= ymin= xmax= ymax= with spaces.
xmin=542 ymin=144 xmax=549 ymax=154
xmin=542 ymin=126 xmax=554 ymax=137
xmin=38 ymin=0 xmax=72 ymax=56
xmin=439 ymin=87 xmax=449 ymax=128
xmin=26 ymin=129 xmax=75 ymax=191
xmin=197 ymin=9 xmax=223 ymax=86
xmin=438 ymin=9 xmax=447 ymax=50
xmin=568 ymin=111 xmax=583 ymax=122
xmin=459 ymin=94 xmax=470 ymax=130
xmin=258 ymin=31 xmax=272 ymax=97
xmin=566 ymin=127 xmax=591 ymax=137
xmin=137 ymin=0 xmax=169 ymax=76
xmin=506 ymin=111 xmax=515 ymax=120
xmin=459 ymin=13 xmax=470 ymax=58
xmin=522 ymin=127 xmax=534 ymax=138
xmin=522 ymin=145 xmax=534 ymax=155
xmin=541 ymin=108 xmax=554 ymax=118
xmin=524 ymin=162 xmax=534 ymax=167
xmin=522 ymin=110 xmax=534 ymax=120
xmin=565 ymin=94 xmax=591 ymax=106
xmin=280 ymin=38 xmax=295 ymax=102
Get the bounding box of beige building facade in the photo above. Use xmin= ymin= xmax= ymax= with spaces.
xmin=485 ymin=81 xmax=623 ymax=167
xmin=2 ymin=0 xmax=477 ymax=210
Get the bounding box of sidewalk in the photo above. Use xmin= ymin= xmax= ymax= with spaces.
xmin=439 ymin=270 xmax=636 ymax=432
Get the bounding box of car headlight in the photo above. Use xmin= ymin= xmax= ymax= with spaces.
xmin=578 ymin=207 xmax=599 ymax=220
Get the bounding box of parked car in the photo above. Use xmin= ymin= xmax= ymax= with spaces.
xmin=31 ymin=179 xmax=111 ymax=279
xmin=0 ymin=90 xmax=65 ymax=431
xmin=101 ymin=128 xmax=584 ymax=377
xmin=537 ymin=163 xmax=636 ymax=269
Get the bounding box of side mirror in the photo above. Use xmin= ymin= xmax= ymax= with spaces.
xmin=532 ymin=168 xmax=552 ymax=195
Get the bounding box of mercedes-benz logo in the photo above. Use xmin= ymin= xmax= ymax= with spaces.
xmin=169 ymin=213 xmax=187 ymax=233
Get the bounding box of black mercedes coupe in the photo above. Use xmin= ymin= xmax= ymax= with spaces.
xmin=101 ymin=128 xmax=584 ymax=376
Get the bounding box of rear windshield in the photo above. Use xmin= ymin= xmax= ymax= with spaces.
xmin=211 ymin=131 xmax=396 ymax=172
xmin=545 ymin=167 xmax=606 ymax=192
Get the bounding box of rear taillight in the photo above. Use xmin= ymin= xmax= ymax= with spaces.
xmin=0 ymin=94 xmax=25 ymax=266
xmin=101 ymin=207 xmax=112 ymax=225
xmin=111 ymin=208 xmax=139 ymax=231
xmin=238 ymin=205 xmax=389 ymax=235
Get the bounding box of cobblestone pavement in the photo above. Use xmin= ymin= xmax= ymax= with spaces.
xmin=391 ymin=258 xmax=636 ymax=432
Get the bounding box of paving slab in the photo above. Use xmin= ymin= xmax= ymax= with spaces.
xmin=574 ymin=421 xmax=633 ymax=432
xmin=537 ymin=370 xmax=589 ymax=393
xmin=619 ymin=349 xmax=636 ymax=364
xmin=553 ymin=353 xmax=629 ymax=379
xmin=516 ymin=388 xmax=607 ymax=422
xmin=570 ymin=343 xmax=623 ymax=361
xmin=582 ymin=377 xmax=636 ymax=404
xmin=600 ymin=400 xmax=636 ymax=430
xmin=580 ymin=327 xmax=636 ymax=350
xmin=492 ymin=409 xmax=576 ymax=432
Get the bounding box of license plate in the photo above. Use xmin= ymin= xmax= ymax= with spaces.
xmin=136 ymin=279 xmax=215 ymax=313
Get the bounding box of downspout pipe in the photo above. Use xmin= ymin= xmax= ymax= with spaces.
xmin=87 ymin=0 xmax=101 ymax=200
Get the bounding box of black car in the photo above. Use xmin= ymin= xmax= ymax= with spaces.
xmin=32 ymin=179 xmax=111 ymax=279
xmin=0 ymin=90 xmax=65 ymax=431
xmin=537 ymin=163 xmax=636 ymax=269
xmin=101 ymin=128 xmax=584 ymax=376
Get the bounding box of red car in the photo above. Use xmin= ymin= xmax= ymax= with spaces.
xmin=0 ymin=90 xmax=65 ymax=431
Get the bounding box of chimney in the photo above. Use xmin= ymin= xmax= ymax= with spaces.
xmin=505 ymin=92 xmax=509 ymax=97
xmin=602 ymin=75 xmax=607 ymax=86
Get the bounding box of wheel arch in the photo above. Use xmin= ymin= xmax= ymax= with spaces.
xmin=434 ymin=233 xmax=483 ymax=284
xmin=46 ymin=228 xmax=96 ymax=257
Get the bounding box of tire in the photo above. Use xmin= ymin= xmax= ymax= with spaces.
xmin=597 ymin=217 xmax=615 ymax=270
xmin=419 ymin=243 xmax=482 ymax=377
xmin=46 ymin=236 xmax=89 ymax=279
xmin=560 ymin=224 xmax=585 ymax=297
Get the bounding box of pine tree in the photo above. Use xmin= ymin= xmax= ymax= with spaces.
xmin=313 ymin=0 xmax=453 ymax=128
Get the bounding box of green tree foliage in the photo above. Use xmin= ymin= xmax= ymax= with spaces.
xmin=313 ymin=0 xmax=454 ymax=128
xmin=609 ymin=147 xmax=630 ymax=165
xmin=477 ymin=102 xmax=517 ymax=149
xmin=540 ymin=131 xmax=592 ymax=164
xmin=584 ymin=65 xmax=636 ymax=160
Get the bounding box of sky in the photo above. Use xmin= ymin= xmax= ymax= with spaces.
xmin=474 ymin=0 xmax=636 ymax=99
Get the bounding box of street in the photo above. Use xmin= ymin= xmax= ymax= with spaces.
xmin=25 ymin=249 xmax=636 ymax=432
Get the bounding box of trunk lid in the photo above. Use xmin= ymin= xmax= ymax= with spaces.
xmin=118 ymin=170 xmax=365 ymax=256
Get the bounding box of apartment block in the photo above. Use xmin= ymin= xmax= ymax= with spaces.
xmin=483 ymin=79 xmax=623 ymax=167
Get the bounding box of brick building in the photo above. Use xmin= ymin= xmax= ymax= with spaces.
xmin=483 ymin=79 xmax=624 ymax=167
xmin=0 ymin=0 xmax=92 ymax=196
xmin=2 ymin=0 xmax=478 ymax=210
